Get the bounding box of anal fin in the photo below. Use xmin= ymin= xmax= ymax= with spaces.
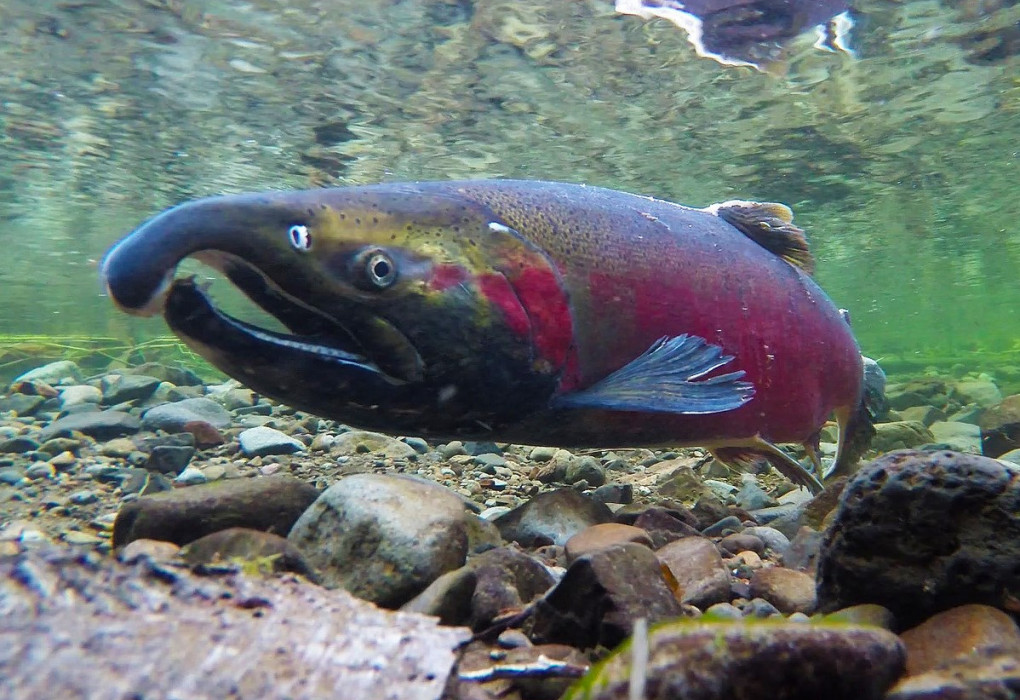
xmin=550 ymin=334 xmax=754 ymax=415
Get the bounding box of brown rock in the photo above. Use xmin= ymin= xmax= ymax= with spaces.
xmin=181 ymin=419 xmax=226 ymax=448
xmin=533 ymin=542 xmax=688 ymax=649
xmin=886 ymin=650 xmax=1020 ymax=700
xmin=564 ymin=523 xmax=653 ymax=564
xmin=563 ymin=618 xmax=906 ymax=700
xmin=718 ymin=532 xmax=765 ymax=556
xmin=112 ymin=475 xmax=320 ymax=548
xmin=899 ymin=604 xmax=1020 ymax=676
xmin=749 ymin=567 xmax=817 ymax=614
xmin=657 ymin=536 xmax=731 ymax=609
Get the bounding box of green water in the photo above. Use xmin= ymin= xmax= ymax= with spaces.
xmin=1 ymin=0 xmax=1018 ymax=381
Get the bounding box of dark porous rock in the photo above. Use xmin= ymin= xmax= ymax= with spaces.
xmin=39 ymin=409 xmax=141 ymax=441
xmin=494 ymin=488 xmax=613 ymax=547
xmin=101 ymin=374 xmax=162 ymax=405
xmin=181 ymin=527 xmax=317 ymax=580
xmin=402 ymin=547 xmax=555 ymax=630
xmin=532 ymin=542 xmax=687 ymax=650
xmin=1 ymin=545 xmax=467 ymax=700
xmin=144 ymin=444 xmax=196 ymax=475
xmin=657 ymin=536 xmax=731 ymax=609
xmin=885 ymin=649 xmax=1020 ymax=700
xmin=113 ymin=474 xmax=319 ymax=548
xmin=748 ymin=567 xmax=817 ymax=614
xmin=142 ymin=397 xmax=232 ymax=432
xmin=816 ymin=450 xmax=1020 ymax=628
xmin=979 ymin=394 xmax=1020 ymax=458
xmin=288 ymin=473 xmax=477 ymax=608
xmin=718 ymin=532 xmax=765 ymax=556
xmin=563 ymin=618 xmax=905 ymax=700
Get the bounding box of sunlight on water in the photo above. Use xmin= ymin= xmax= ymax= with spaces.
xmin=0 ymin=0 xmax=1017 ymax=379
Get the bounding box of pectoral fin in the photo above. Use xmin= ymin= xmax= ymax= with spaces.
xmin=550 ymin=334 xmax=754 ymax=415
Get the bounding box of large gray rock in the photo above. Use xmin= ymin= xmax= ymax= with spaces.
xmin=238 ymin=426 xmax=304 ymax=457
xmin=113 ymin=475 xmax=320 ymax=547
xmin=288 ymin=474 xmax=480 ymax=608
xmin=39 ymin=410 xmax=141 ymax=441
xmin=142 ymin=398 xmax=232 ymax=432
xmin=563 ymin=618 xmax=905 ymax=700
xmin=494 ymin=488 xmax=613 ymax=546
xmin=101 ymin=374 xmax=162 ymax=405
xmin=13 ymin=360 xmax=82 ymax=386
xmin=816 ymin=450 xmax=1020 ymax=628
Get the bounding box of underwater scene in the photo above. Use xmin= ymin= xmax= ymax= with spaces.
xmin=2 ymin=1 xmax=1020 ymax=699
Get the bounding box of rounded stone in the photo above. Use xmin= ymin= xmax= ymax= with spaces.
xmin=564 ymin=523 xmax=653 ymax=564
xmin=287 ymin=473 xmax=476 ymax=607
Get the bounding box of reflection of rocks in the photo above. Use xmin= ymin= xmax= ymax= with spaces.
xmin=817 ymin=450 xmax=1020 ymax=627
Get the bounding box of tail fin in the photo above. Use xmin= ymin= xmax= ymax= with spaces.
xmin=825 ymin=356 xmax=886 ymax=480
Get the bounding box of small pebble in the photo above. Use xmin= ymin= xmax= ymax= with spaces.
xmin=175 ymin=467 xmax=208 ymax=485
xmin=68 ymin=490 xmax=99 ymax=505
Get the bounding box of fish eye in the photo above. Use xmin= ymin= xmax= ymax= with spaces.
xmin=351 ymin=248 xmax=397 ymax=290
xmin=287 ymin=224 xmax=311 ymax=251
xmin=366 ymin=252 xmax=397 ymax=288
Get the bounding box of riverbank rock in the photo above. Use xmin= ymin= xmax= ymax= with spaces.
xmin=494 ymin=488 xmax=613 ymax=546
xmin=816 ymin=450 xmax=1020 ymax=627
xmin=142 ymin=397 xmax=232 ymax=431
xmin=112 ymin=475 xmax=320 ymax=547
xmin=1 ymin=545 xmax=467 ymax=700
xmin=287 ymin=473 xmax=485 ymax=607
xmin=39 ymin=410 xmax=141 ymax=441
xmin=563 ymin=618 xmax=905 ymax=700
xmin=532 ymin=542 xmax=687 ymax=650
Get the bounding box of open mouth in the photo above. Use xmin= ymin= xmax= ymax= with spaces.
xmin=164 ymin=254 xmax=424 ymax=384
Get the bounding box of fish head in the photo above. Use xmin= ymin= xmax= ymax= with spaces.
xmin=101 ymin=185 xmax=572 ymax=436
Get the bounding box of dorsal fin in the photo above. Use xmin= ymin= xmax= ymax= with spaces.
xmin=704 ymin=200 xmax=815 ymax=275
